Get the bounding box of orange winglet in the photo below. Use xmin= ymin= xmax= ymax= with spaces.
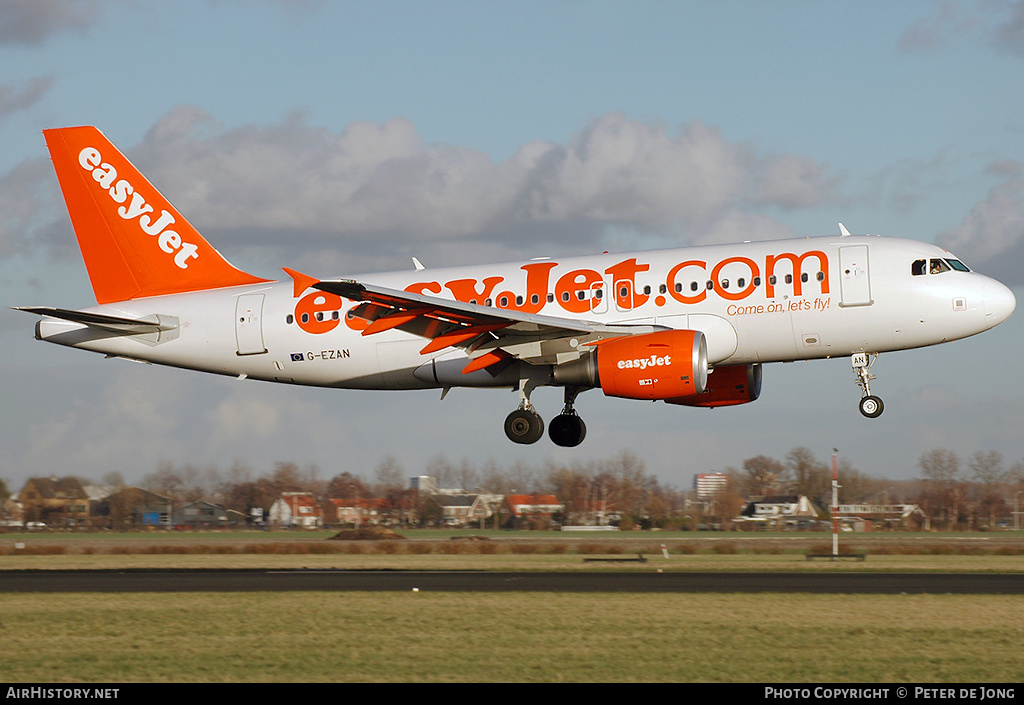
xmin=282 ymin=267 xmax=320 ymax=298
xmin=461 ymin=350 xmax=510 ymax=374
xmin=361 ymin=308 xmax=434 ymax=336
xmin=419 ymin=323 xmax=509 ymax=355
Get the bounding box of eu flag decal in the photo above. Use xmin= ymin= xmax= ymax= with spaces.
xmin=290 ymin=353 xmax=304 ymax=362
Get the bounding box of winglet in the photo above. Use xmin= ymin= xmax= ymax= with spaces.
xmin=282 ymin=267 xmax=320 ymax=298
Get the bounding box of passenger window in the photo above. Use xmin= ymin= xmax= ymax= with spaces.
xmin=912 ymin=260 xmax=926 ymax=276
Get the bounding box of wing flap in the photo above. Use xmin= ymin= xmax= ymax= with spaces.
xmin=313 ymin=278 xmax=668 ymax=363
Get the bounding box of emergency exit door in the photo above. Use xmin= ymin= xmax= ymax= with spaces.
xmin=235 ymin=294 xmax=267 ymax=355
xmin=839 ymin=245 xmax=873 ymax=307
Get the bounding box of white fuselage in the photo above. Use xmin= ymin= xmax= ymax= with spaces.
xmin=35 ymin=235 xmax=1016 ymax=392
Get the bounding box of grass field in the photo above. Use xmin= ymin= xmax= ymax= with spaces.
xmin=2 ymin=529 xmax=1022 ymax=572
xmin=1 ymin=592 xmax=1022 ymax=682
xmin=2 ymin=530 xmax=1022 ymax=682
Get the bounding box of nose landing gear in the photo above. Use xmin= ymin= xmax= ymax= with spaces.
xmin=852 ymin=352 xmax=884 ymax=418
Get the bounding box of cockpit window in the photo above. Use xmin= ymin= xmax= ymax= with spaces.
xmin=914 ymin=258 xmax=970 ymax=276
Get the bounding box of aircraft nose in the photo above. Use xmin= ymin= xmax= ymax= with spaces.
xmin=983 ymin=279 xmax=1016 ymax=329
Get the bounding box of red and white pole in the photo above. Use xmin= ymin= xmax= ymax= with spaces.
xmin=832 ymin=449 xmax=839 ymax=557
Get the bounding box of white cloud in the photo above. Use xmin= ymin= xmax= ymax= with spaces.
xmin=3 ymin=108 xmax=843 ymax=272
xmin=991 ymin=0 xmax=1024 ymax=55
xmin=0 ymin=77 xmax=53 ymax=119
xmin=938 ymin=166 xmax=1024 ymax=279
xmin=898 ymin=0 xmax=1024 ymax=56
xmin=0 ymin=0 xmax=101 ymax=45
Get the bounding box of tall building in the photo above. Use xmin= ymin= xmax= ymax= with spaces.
xmin=693 ymin=473 xmax=729 ymax=499
xmin=410 ymin=476 xmax=438 ymax=495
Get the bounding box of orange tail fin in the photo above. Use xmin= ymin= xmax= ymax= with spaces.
xmin=44 ymin=126 xmax=269 ymax=304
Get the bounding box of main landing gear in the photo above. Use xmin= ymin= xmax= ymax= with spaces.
xmin=504 ymin=376 xmax=545 ymax=445
xmin=852 ymin=352 xmax=884 ymax=418
xmin=503 ymin=383 xmax=588 ymax=447
xmin=548 ymin=386 xmax=587 ymax=448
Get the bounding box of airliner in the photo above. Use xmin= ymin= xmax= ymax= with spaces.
xmin=16 ymin=126 xmax=1016 ymax=447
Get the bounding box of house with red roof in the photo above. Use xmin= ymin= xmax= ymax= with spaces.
xmin=269 ymin=492 xmax=323 ymax=529
xmin=500 ymin=494 xmax=564 ymax=529
xmin=328 ymin=498 xmax=389 ymax=526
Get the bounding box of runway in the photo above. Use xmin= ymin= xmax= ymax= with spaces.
xmin=1 ymin=569 xmax=1021 ymax=593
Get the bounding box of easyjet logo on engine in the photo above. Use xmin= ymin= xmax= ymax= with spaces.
xmin=78 ymin=147 xmax=199 ymax=269
xmin=617 ymin=355 xmax=671 ymax=370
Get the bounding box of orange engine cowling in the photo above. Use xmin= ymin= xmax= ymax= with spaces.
xmin=593 ymin=330 xmax=708 ymax=400
xmin=666 ymin=363 xmax=761 ymax=407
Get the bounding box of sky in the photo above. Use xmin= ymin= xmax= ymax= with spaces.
xmin=1 ymin=0 xmax=1023 ymax=492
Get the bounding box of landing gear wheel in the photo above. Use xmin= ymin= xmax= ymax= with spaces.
xmin=548 ymin=413 xmax=587 ymax=447
xmin=505 ymin=408 xmax=545 ymax=444
xmin=859 ymin=395 xmax=884 ymax=418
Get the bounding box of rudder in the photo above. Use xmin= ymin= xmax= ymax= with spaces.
xmin=44 ymin=126 xmax=269 ymax=304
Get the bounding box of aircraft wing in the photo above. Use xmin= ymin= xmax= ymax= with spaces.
xmin=313 ymin=279 xmax=664 ymax=372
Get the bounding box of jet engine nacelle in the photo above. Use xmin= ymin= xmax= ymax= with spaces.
xmin=666 ymin=363 xmax=762 ymax=407
xmin=554 ymin=329 xmax=708 ymax=400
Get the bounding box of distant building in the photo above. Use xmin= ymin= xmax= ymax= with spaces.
xmin=736 ymin=495 xmax=821 ymax=527
xmin=434 ymin=495 xmax=475 ymax=526
xmin=500 ymin=494 xmax=564 ymax=529
xmin=93 ymin=487 xmax=172 ymax=529
xmin=173 ymin=501 xmax=242 ymax=528
xmin=0 ymin=497 xmax=24 ymax=528
xmin=17 ymin=477 xmax=90 ymax=528
xmin=410 ymin=476 xmax=438 ymax=495
xmin=328 ymin=498 xmax=389 ymax=526
xmin=693 ymin=473 xmax=729 ymax=499
xmin=269 ymin=492 xmax=323 ymax=529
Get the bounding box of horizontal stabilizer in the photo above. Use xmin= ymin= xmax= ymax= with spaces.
xmin=12 ymin=307 xmax=176 ymax=334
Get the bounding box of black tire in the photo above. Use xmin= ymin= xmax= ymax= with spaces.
xmin=859 ymin=395 xmax=884 ymax=418
xmin=504 ymin=408 xmax=545 ymax=444
xmin=548 ymin=414 xmax=587 ymax=447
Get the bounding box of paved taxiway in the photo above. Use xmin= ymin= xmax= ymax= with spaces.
xmin=0 ymin=570 xmax=1021 ymax=593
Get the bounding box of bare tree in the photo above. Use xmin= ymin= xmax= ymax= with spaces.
xmin=373 ymin=455 xmax=406 ymax=495
xmin=740 ymin=455 xmax=786 ymax=497
xmin=917 ymin=449 xmax=963 ymax=528
xmin=967 ymin=450 xmax=1006 ymax=528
